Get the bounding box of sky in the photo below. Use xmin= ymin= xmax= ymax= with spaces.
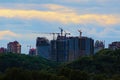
xmin=0 ymin=0 xmax=120 ymax=54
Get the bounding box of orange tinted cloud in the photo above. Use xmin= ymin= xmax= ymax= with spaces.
xmin=41 ymin=4 xmax=74 ymax=13
xmin=0 ymin=9 xmax=119 ymax=25
xmin=0 ymin=30 xmax=18 ymax=40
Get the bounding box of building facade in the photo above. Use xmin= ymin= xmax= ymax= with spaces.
xmin=50 ymin=40 xmax=57 ymax=61
xmin=109 ymin=41 xmax=120 ymax=50
xmin=50 ymin=36 xmax=69 ymax=62
xmin=50 ymin=36 xmax=94 ymax=62
xmin=7 ymin=41 xmax=21 ymax=54
xmin=36 ymin=37 xmax=50 ymax=59
xmin=94 ymin=40 xmax=105 ymax=53
xmin=79 ymin=37 xmax=94 ymax=56
xmin=0 ymin=47 xmax=7 ymax=53
xmin=29 ymin=48 xmax=36 ymax=56
xmin=68 ymin=37 xmax=79 ymax=61
xmin=56 ymin=36 xmax=69 ymax=62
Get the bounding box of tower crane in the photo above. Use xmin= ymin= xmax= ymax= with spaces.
xmin=27 ymin=45 xmax=32 ymax=49
xmin=59 ymin=27 xmax=63 ymax=36
xmin=64 ymin=31 xmax=71 ymax=37
xmin=33 ymin=32 xmax=60 ymax=40
xmin=27 ymin=45 xmax=32 ymax=54
xmin=49 ymin=32 xmax=60 ymax=40
xmin=78 ymin=30 xmax=82 ymax=38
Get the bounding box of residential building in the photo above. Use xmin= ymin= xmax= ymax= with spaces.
xmin=29 ymin=48 xmax=36 ymax=56
xmin=7 ymin=41 xmax=21 ymax=54
xmin=109 ymin=41 xmax=120 ymax=50
xmin=68 ymin=37 xmax=79 ymax=61
xmin=50 ymin=40 xmax=57 ymax=61
xmin=79 ymin=37 xmax=94 ymax=56
xmin=56 ymin=36 xmax=69 ymax=62
xmin=51 ymin=35 xmax=94 ymax=62
xmin=51 ymin=35 xmax=69 ymax=62
xmin=94 ymin=40 xmax=105 ymax=53
xmin=36 ymin=37 xmax=50 ymax=59
xmin=0 ymin=47 xmax=7 ymax=53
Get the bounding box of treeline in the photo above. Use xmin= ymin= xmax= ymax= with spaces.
xmin=0 ymin=67 xmax=120 ymax=80
xmin=0 ymin=68 xmax=67 ymax=80
xmin=0 ymin=49 xmax=120 ymax=80
xmin=64 ymin=49 xmax=120 ymax=80
xmin=0 ymin=53 xmax=57 ymax=72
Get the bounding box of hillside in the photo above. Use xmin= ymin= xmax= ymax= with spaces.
xmin=0 ymin=49 xmax=120 ymax=80
xmin=0 ymin=53 xmax=58 ymax=72
xmin=66 ymin=49 xmax=120 ymax=74
xmin=56 ymin=49 xmax=120 ymax=80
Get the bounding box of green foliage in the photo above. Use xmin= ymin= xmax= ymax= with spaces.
xmin=0 ymin=49 xmax=120 ymax=80
xmin=4 ymin=68 xmax=32 ymax=80
xmin=111 ymin=74 xmax=120 ymax=80
xmin=95 ymin=49 xmax=113 ymax=56
xmin=92 ymin=74 xmax=107 ymax=80
xmin=69 ymin=70 xmax=90 ymax=80
xmin=0 ymin=68 xmax=68 ymax=80
xmin=66 ymin=49 xmax=120 ymax=75
xmin=0 ymin=53 xmax=58 ymax=72
xmin=58 ymin=67 xmax=90 ymax=80
xmin=58 ymin=67 xmax=72 ymax=78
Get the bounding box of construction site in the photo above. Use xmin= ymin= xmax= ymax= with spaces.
xmin=36 ymin=28 xmax=94 ymax=62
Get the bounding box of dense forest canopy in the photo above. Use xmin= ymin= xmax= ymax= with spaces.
xmin=0 ymin=49 xmax=120 ymax=80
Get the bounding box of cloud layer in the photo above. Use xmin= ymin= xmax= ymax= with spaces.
xmin=0 ymin=30 xmax=18 ymax=40
xmin=0 ymin=1 xmax=120 ymax=53
xmin=0 ymin=9 xmax=119 ymax=25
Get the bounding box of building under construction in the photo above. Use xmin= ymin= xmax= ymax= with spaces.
xmin=79 ymin=37 xmax=94 ymax=56
xmin=35 ymin=28 xmax=94 ymax=62
xmin=36 ymin=37 xmax=50 ymax=59
xmin=50 ymin=29 xmax=94 ymax=62
xmin=67 ymin=37 xmax=79 ymax=61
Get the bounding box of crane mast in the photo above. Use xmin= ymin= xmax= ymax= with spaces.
xmin=78 ymin=30 xmax=82 ymax=38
